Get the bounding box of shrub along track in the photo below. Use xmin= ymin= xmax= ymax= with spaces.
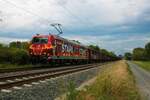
xmin=0 ymin=63 xmax=106 ymax=91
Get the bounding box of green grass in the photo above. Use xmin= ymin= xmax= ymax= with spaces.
xmin=0 ymin=63 xmax=32 ymax=69
xmin=0 ymin=63 xmax=33 ymax=72
xmin=0 ymin=63 xmax=48 ymax=73
xmin=65 ymin=61 xmax=141 ymax=100
xmin=66 ymin=81 xmax=79 ymax=100
xmin=134 ymin=61 xmax=150 ymax=72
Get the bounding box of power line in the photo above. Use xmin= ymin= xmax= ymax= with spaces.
xmin=1 ymin=0 xmax=65 ymax=37
xmin=1 ymin=0 xmax=64 ymax=34
xmin=54 ymin=1 xmax=98 ymax=45
xmin=55 ymin=1 xmax=99 ymax=45
xmin=2 ymin=0 xmax=55 ymax=24
xmin=55 ymin=1 xmax=95 ymax=31
xmin=2 ymin=0 xmax=96 ymax=30
xmin=2 ymin=0 xmax=95 ymax=32
xmin=1 ymin=0 xmax=99 ymax=45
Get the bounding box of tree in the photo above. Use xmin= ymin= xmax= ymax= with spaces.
xmin=124 ymin=52 xmax=132 ymax=60
xmin=109 ymin=52 xmax=117 ymax=58
xmin=9 ymin=41 xmax=21 ymax=48
xmin=71 ymin=40 xmax=81 ymax=44
xmin=0 ymin=46 xmax=11 ymax=63
xmin=0 ymin=43 xmax=3 ymax=48
xmin=11 ymin=49 xmax=29 ymax=64
xmin=9 ymin=41 xmax=29 ymax=50
xmin=132 ymin=48 xmax=146 ymax=60
xmin=89 ymin=45 xmax=100 ymax=51
xmin=145 ymin=42 xmax=150 ymax=60
xmin=100 ymin=49 xmax=109 ymax=56
xmin=21 ymin=42 xmax=30 ymax=50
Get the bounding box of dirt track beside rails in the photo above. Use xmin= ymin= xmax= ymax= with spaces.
xmin=127 ymin=61 xmax=150 ymax=100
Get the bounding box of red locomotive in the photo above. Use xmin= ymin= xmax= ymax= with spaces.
xmin=29 ymin=34 xmax=115 ymax=64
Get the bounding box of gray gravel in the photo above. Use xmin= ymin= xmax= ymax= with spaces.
xmin=127 ymin=61 xmax=150 ymax=100
xmin=0 ymin=64 xmax=107 ymax=100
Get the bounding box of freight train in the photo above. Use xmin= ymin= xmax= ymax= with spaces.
xmin=29 ymin=34 xmax=118 ymax=64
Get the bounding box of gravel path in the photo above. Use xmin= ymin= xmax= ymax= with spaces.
xmin=127 ymin=61 xmax=150 ymax=100
xmin=0 ymin=63 xmax=108 ymax=100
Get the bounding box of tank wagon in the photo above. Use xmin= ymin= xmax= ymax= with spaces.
xmin=29 ymin=34 xmax=118 ymax=64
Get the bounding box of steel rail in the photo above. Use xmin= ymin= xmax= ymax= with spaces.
xmin=0 ymin=63 xmax=102 ymax=90
xmin=0 ymin=63 xmax=101 ymax=81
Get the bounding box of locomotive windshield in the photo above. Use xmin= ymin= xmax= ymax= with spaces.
xmin=32 ymin=37 xmax=48 ymax=44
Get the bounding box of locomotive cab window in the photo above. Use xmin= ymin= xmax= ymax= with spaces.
xmin=32 ymin=37 xmax=48 ymax=44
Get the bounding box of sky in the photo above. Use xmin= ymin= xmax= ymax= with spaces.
xmin=0 ymin=0 xmax=150 ymax=55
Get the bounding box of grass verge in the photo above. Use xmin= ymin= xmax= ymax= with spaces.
xmin=0 ymin=64 xmax=34 ymax=73
xmin=0 ymin=63 xmax=33 ymax=69
xmin=66 ymin=61 xmax=141 ymax=100
xmin=133 ymin=61 xmax=150 ymax=72
xmin=0 ymin=63 xmax=49 ymax=73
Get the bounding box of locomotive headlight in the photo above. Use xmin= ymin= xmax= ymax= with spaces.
xmin=29 ymin=49 xmax=33 ymax=55
xmin=47 ymin=53 xmax=50 ymax=56
xmin=42 ymin=48 xmax=48 ymax=55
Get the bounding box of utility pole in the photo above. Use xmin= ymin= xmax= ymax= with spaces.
xmin=51 ymin=23 xmax=63 ymax=36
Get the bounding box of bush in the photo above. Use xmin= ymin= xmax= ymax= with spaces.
xmin=129 ymin=42 xmax=150 ymax=61
xmin=132 ymin=48 xmax=147 ymax=61
xmin=0 ymin=47 xmax=13 ymax=63
xmin=66 ymin=81 xmax=78 ymax=100
xmin=11 ymin=49 xmax=30 ymax=64
xmin=9 ymin=41 xmax=29 ymax=50
xmin=0 ymin=43 xmax=3 ymax=47
xmin=0 ymin=46 xmax=30 ymax=65
xmin=124 ymin=52 xmax=132 ymax=60
xmin=145 ymin=42 xmax=150 ymax=60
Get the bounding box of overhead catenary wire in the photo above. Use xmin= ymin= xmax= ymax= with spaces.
xmin=2 ymin=0 xmax=71 ymax=35
xmin=1 ymin=0 xmax=63 ymax=35
xmin=55 ymin=1 xmax=99 ymax=45
xmin=2 ymin=0 xmax=96 ymax=32
xmin=55 ymin=1 xmax=95 ymax=31
xmin=1 ymin=0 xmax=98 ymax=45
xmin=2 ymin=0 xmax=55 ymax=24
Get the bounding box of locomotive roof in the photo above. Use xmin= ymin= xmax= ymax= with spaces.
xmin=52 ymin=34 xmax=88 ymax=48
xmin=33 ymin=34 xmax=97 ymax=51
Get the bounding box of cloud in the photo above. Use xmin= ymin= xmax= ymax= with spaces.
xmin=0 ymin=37 xmax=29 ymax=44
xmin=0 ymin=0 xmax=150 ymax=54
xmin=0 ymin=0 xmax=149 ymax=30
xmin=64 ymin=33 xmax=150 ymax=54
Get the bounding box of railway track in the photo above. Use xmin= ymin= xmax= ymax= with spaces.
xmin=0 ymin=63 xmax=104 ymax=92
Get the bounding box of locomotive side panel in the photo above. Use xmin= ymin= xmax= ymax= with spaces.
xmin=29 ymin=34 xmax=119 ymax=64
xmin=51 ymin=36 xmax=89 ymax=60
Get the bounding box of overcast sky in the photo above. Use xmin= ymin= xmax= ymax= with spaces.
xmin=0 ymin=0 xmax=150 ymax=55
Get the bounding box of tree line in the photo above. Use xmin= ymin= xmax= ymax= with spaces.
xmin=88 ymin=45 xmax=118 ymax=59
xmin=124 ymin=42 xmax=150 ymax=61
xmin=0 ymin=41 xmax=118 ymax=65
xmin=0 ymin=41 xmax=30 ymax=65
